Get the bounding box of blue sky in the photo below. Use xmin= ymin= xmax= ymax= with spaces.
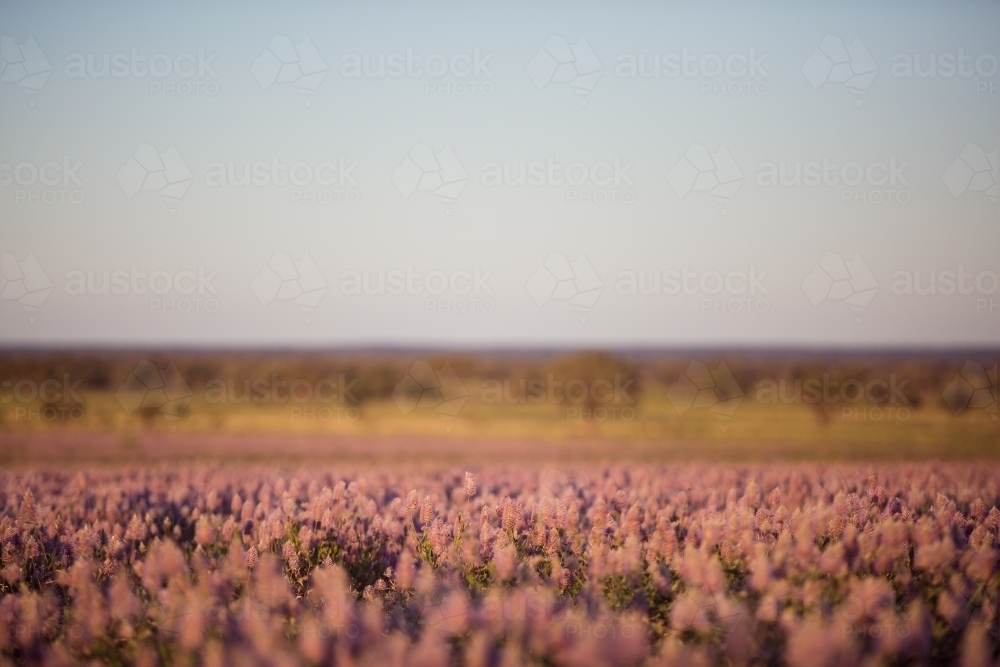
xmin=1 ymin=0 xmax=998 ymax=348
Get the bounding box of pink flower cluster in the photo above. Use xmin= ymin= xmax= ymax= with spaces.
xmin=0 ymin=463 xmax=997 ymax=666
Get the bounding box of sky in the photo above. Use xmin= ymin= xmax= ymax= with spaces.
xmin=1 ymin=0 xmax=998 ymax=349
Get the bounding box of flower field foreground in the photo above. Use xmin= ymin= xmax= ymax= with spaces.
xmin=0 ymin=463 xmax=998 ymax=666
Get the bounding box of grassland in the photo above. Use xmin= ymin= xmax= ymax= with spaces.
xmin=0 ymin=359 xmax=995 ymax=464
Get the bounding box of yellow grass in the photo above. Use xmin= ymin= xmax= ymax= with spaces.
xmin=1 ymin=384 xmax=995 ymax=464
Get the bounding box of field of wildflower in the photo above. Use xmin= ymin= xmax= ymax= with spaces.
xmin=0 ymin=463 xmax=997 ymax=666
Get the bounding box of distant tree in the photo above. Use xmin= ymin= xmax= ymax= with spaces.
xmin=548 ymin=351 xmax=640 ymax=413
